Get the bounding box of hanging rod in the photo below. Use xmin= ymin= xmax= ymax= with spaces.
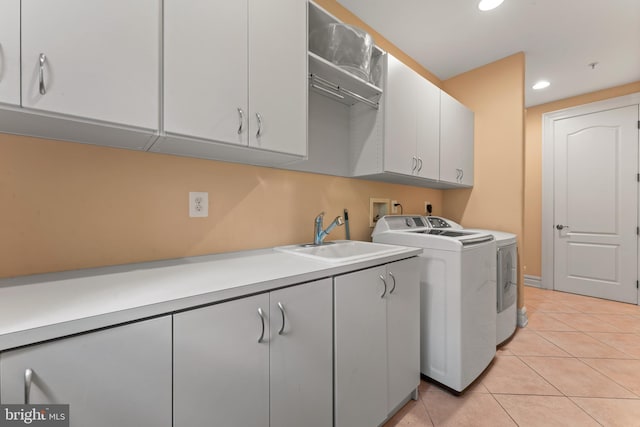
xmin=309 ymin=74 xmax=380 ymax=110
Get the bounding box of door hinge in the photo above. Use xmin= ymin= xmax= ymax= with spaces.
xmin=637 ymin=173 xmax=640 ymax=182
xmin=637 ymin=226 xmax=639 ymax=235
xmin=637 ymin=280 xmax=639 ymax=289
xmin=637 ymin=120 xmax=640 ymax=129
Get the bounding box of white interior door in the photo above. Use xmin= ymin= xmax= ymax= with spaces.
xmin=553 ymin=105 xmax=639 ymax=304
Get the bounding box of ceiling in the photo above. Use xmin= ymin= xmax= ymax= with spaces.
xmin=336 ymin=0 xmax=640 ymax=107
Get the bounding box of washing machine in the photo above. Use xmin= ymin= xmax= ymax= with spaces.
xmin=427 ymin=217 xmax=518 ymax=345
xmin=372 ymin=215 xmax=496 ymax=392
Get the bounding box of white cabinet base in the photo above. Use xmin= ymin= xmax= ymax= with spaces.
xmin=0 ymin=106 xmax=157 ymax=150
xmin=150 ymin=134 xmax=305 ymax=167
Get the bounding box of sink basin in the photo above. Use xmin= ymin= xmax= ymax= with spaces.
xmin=275 ymin=240 xmax=407 ymax=263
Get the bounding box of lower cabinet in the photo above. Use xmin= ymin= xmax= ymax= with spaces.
xmin=173 ymin=278 xmax=333 ymax=427
xmin=334 ymin=257 xmax=420 ymax=427
xmin=0 ymin=316 xmax=172 ymax=427
xmin=0 ymin=258 xmax=420 ymax=426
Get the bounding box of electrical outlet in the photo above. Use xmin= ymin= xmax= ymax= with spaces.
xmin=391 ymin=200 xmax=398 ymax=214
xmin=189 ymin=192 xmax=209 ymax=218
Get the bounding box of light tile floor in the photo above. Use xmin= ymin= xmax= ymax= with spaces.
xmin=384 ymin=286 xmax=640 ymax=426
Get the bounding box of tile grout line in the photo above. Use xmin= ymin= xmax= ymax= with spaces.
xmin=577 ymin=357 xmax=640 ymax=399
xmin=513 ymin=353 xmax=565 ymax=397
xmin=486 ymin=392 xmax=520 ymax=426
xmin=415 ymin=389 xmax=437 ymax=427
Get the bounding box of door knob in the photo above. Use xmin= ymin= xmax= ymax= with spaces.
xmin=556 ymin=224 xmax=569 ymax=230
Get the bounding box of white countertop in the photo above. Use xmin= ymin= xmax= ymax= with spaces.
xmin=0 ymin=245 xmax=421 ymax=351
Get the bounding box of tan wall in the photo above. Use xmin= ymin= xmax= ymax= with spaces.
xmin=523 ymin=81 xmax=640 ymax=278
xmin=441 ymin=53 xmax=526 ymax=307
xmin=0 ymin=134 xmax=443 ymax=278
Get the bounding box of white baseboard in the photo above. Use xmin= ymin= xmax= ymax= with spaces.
xmin=524 ymin=275 xmax=542 ymax=288
xmin=517 ymin=306 xmax=529 ymax=328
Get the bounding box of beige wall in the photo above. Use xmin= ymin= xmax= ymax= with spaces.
xmin=0 ymin=134 xmax=443 ymax=278
xmin=441 ymin=53 xmax=526 ymax=307
xmin=523 ymin=81 xmax=640 ymax=278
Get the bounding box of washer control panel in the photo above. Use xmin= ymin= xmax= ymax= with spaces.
xmin=426 ymin=217 xmax=452 ymax=228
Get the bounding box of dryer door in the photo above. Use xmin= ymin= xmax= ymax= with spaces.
xmin=497 ymin=244 xmax=517 ymax=312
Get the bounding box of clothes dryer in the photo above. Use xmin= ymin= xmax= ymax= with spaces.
xmin=426 ymin=217 xmax=518 ymax=345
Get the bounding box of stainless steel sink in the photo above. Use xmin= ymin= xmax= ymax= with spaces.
xmin=275 ymin=240 xmax=407 ymax=263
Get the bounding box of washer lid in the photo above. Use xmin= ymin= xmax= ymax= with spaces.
xmin=464 ymin=229 xmax=517 ymax=246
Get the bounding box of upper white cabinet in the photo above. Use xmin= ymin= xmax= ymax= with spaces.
xmin=385 ymin=55 xmax=440 ymax=180
xmin=349 ymin=53 xmax=474 ymax=188
xmin=440 ymin=91 xmax=474 ymax=186
xmin=158 ymin=0 xmax=307 ymax=163
xmin=21 ymin=0 xmax=160 ymax=130
xmin=163 ymin=0 xmax=248 ymax=146
xmin=0 ymin=317 xmax=172 ymax=427
xmin=248 ymin=0 xmax=307 ymax=156
xmin=0 ymin=0 xmax=20 ymax=106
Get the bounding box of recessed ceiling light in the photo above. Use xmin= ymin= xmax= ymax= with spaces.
xmin=532 ymin=80 xmax=551 ymax=90
xmin=478 ymin=0 xmax=505 ymax=11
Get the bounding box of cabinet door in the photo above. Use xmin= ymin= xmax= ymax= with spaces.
xmin=164 ymin=0 xmax=248 ymax=146
xmin=415 ymin=78 xmax=440 ymax=181
xmin=173 ymin=294 xmax=269 ymax=427
xmin=248 ymin=0 xmax=307 ymax=156
xmin=440 ymin=91 xmax=474 ymax=186
xmin=384 ymin=55 xmax=418 ymax=175
xmin=0 ymin=317 xmax=172 ymax=427
xmin=21 ymin=0 xmax=159 ymax=129
xmin=0 ymin=0 xmax=20 ymax=105
xmin=334 ymin=266 xmax=388 ymax=427
xmin=386 ymin=258 xmax=421 ymax=413
xmin=270 ymin=279 xmax=333 ymax=427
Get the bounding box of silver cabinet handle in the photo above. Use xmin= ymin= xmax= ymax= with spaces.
xmin=257 ymin=307 xmax=266 ymax=343
xmin=417 ymin=158 xmax=423 ymax=172
xmin=411 ymin=156 xmax=417 ymax=173
xmin=556 ymin=224 xmax=569 ymax=230
xmin=389 ymin=272 xmax=397 ymax=294
xmin=379 ymin=275 xmax=387 ymax=298
xmin=24 ymin=368 xmax=33 ymax=404
xmin=255 ymin=112 xmax=262 ymax=138
xmin=38 ymin=53 xmax=47 ymax=95
xmin=277 ymin=302 xmax=285 ymax=335
xmin=237 ymin=108 xmax=244 ymax=135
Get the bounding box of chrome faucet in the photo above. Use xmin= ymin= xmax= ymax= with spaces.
xmin=314 ymin=212 xmax=344 ymax=245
